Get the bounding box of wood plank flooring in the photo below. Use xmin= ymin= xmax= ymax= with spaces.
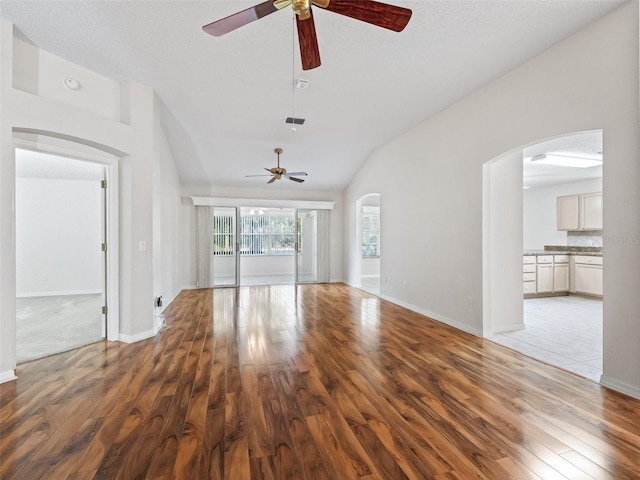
xmin=2 ymin=283 xmax=640 ymax=479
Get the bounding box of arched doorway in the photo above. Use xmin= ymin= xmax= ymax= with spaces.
xmin=484 ymin=130 xmax=604 ymax=382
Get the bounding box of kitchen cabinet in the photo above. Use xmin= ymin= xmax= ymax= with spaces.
xmin=524 ymin=254 xmax=570 ymax=297
xmin=536 ymin=263 xmax=553 ymax=293
xmin=573 ymin=255 xmax=603 ymax=296
xmin=557 ymin=192 xmax=602 ymax=231
xmin=581 ymin=193 xmax=603 ymax=230
xmin=557 ymin=195 xmax=579 ymax=230
xmin=553 ymin=263 xmax=569 ymax=292
xmin=523 ymin=256 xmax=536 ymax=294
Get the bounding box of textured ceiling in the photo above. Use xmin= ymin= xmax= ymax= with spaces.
xmin=523 ymin=131 xmax=603 ymax=189
xmin=0 ymin=0 xmax=624 ymax=191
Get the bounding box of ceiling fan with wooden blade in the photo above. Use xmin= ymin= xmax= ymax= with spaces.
xmin=245 ymin=148 xmax=308 ymax=184
xmin=203 ymin=0 xmax=412 ymax=70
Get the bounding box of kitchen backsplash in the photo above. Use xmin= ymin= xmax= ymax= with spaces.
xmin=567 ymin=230 xmax=603 ymax=247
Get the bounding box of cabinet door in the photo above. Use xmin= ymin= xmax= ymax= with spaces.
xmin=581 ymin=193 xmax=603 ymax=230
xmin=557 ymin=195 xmax=579 ymax=230
xmin=553 ymin=263 xmax=569 ymax=292
xmin=574 ymin=264 xmax=603 ymax=296
xmin=537 ymin=264 xmax=553 ymax=293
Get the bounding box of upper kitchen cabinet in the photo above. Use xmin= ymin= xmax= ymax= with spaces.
xmin=557 ymin=192 xmax=602 ymax=231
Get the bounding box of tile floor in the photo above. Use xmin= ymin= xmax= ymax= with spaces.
xmin=492 ymin=295 xmax=603 ymax=382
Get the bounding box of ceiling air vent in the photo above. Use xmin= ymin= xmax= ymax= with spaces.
xmin=284 ymin=117 xmax=305 ymax=125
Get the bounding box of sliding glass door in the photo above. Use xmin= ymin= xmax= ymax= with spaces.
xmin=197 ymin=206 xmax=239 ymax=287
xmin=295 ymin=209 xmax=330 ymax=283
xmin=197 ymin=206 xmax=331 ymax=287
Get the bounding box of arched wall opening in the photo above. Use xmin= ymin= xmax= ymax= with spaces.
xmin=483 ymin=129 xmax=604 ymax=380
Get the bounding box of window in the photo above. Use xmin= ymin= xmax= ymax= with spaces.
xmin=240 ymin=215 xmax=296 ymax=255
xmin=362 ymin=209 xmax=379 ymax=257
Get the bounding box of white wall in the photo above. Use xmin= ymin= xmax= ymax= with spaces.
xmin=241 ymin=255 xmax=294 ymax=277
xmin=0 ymin=22 xmax=183 ymax=380
xmin=524 ymin=178 xmax=602 ymax=250
xmin=16 ymin=177 xmax=102 ymax=296
xmin=152 ymin=96 xmax=183 ymax=319
xmin=344 ymin=3 xmax=640 ymax=397
xmin=483 ymin=151 xmax=523 ymax=334
xmin=362 ymin=257 xmax=380 ymax=276
xmin=181 ymin=185 xmax=344 ymax=288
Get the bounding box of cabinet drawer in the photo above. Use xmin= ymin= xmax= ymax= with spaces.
xmin=554 ymin=255 xmax=569 ymax=263
xmin=523 ymin=281 xmax=537 ymax=294
xmin=523 ymin=273 xmax=536 ymax=282
xmin=574 ymin=255 xmax=603 ymax=265
xmin=537 ymin=255 xmax=553 ymax=264
xmin=523 ymin=264 xmax=536 ymax=273
xmin=523 ymin=256 xmax=536 ymax=264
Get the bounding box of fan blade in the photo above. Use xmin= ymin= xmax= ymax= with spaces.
xmin=322 ymin=0 xmax=412 ymax=32
xmin=285 ymin=172 xmax=308 ymax=177
xmin=203 ymin=1 xmax=280 ymax=37
xmin=289 ymin=177 xmax=305 ymax=183
xmin=296 ymin=8 xmax=321 ymax=70
xmin=245 ymin=174 xmax=273 ymax=177
xmin=268 ymin=176 xmax=277 ymax=184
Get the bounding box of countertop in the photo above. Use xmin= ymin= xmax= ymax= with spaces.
xmin=524 ymin=246 xmax=602 ymax=257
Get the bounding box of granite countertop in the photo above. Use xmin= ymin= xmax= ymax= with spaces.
xmin=524 ymin=246 xmax=603 ymax=256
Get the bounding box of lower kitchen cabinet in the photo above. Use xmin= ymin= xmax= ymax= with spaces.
xmin=523 ymin=253 xmax=587 ymax=297
xmin=573 ymin=255 xmax=603 ymax=296
xmin=536 ymin=263 xmax=553 ymax=293
xmin=553 ymin=263 xmax=569 ymax=292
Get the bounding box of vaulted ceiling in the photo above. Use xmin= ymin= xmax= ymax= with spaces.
xmin=0 ymin=0 xmax=624 ymax=191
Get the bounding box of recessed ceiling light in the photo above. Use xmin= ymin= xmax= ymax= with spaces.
xmin=529 ymin=154 xmax=602 ymax=168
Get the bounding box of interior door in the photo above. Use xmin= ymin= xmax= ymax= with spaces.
xmin=295 ymin=209 xmax=330 ymax=283
xmin=212 ymin=207 xmax=239 ymax=286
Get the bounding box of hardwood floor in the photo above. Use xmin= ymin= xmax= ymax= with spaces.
xmin=2 ymin=283 xmax=640 ymax=479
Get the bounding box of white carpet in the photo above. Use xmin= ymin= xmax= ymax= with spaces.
xmin=16 ymin=294 xmax=104 ymax=363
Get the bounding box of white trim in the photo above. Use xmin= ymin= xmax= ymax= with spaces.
xmin=600 ymin=375 xmax=640 ymax=400
xmin=490 ymin=322 xmax=525 ymax=335
xmin=119 ymin=329 xmax=156 ymax=344
xmin=378 ymin=293 xmax=483 ymax=337
xmin=0 ymin=370 xmax=17 ymax=384
xmin=188 ymin=196 xmax=335 ymax=210
xmin=17 ymin=290 xmax=102 ymax=298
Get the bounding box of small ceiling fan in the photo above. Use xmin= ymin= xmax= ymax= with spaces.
xmin=202 ymin=0 xmax=412 ymax=70
xmin=246 ymin=148 xmax=307 ymax=184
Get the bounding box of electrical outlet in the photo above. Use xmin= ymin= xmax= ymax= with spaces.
xmin=402 ymin=280 xmax=407 ymax=288
xmin=467 ymin=296 xmax=473 ymax=307
xmin=41 ymin=274 xmax=47 ymax=281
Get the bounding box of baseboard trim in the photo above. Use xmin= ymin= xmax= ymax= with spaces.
xmin=0 ymin=370 xmax=17 ymax=384
xmin=600 ymin=375 xmax=640 ymax=400
xmin=491 ymin=322 xmax=526 ymax=335
xmin=17 ymin=290 xmax=102 ymax=298
xmin=119 ymin=329 xmax=157 ymax=344
xmin=378 ymin=294 xmax=482 ymax=337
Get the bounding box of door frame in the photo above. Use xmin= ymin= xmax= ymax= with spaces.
xmin=14 ymin=139 xmax=120 ymax=341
